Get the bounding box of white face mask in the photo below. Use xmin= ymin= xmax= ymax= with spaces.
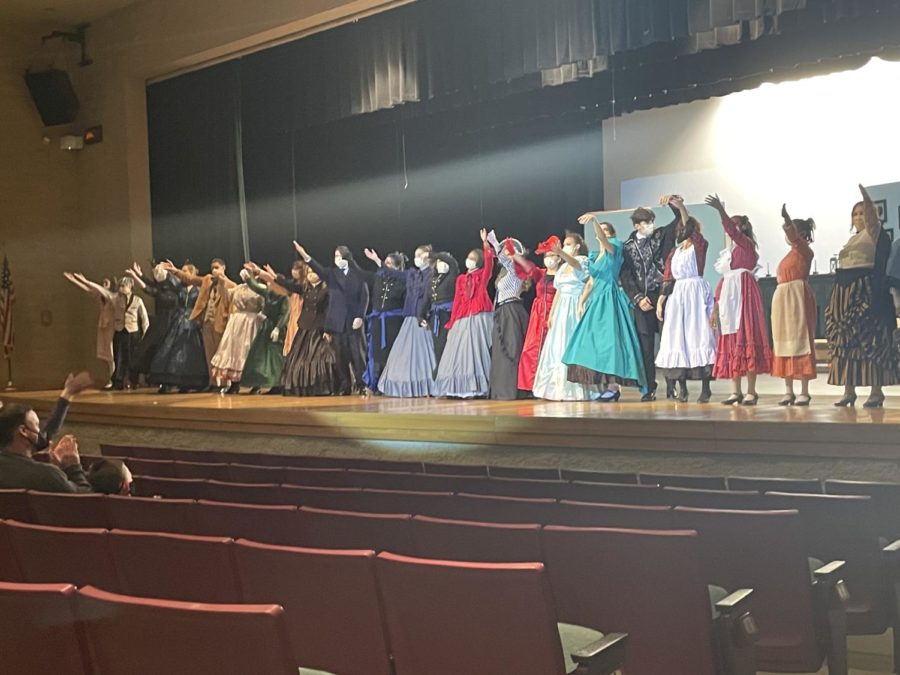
xmin=637 ymin=222 xmax=655 ymax=237
xmin=562 ymin=245 xmax=576 ymax=256
xmin=465 ymin=258 xmax=478 ymax=271
xmin=436 ymin=261 xmax=450 ymax=275
xmin=153 ymin=264 xmax=167 ymax=283
xmin=414 ymin=256 xmax=428 ymax=270
xmin=544 ymin=256 xmax=560 ymax=270
xmin=334 ymin=257 xmax=348 ymax=270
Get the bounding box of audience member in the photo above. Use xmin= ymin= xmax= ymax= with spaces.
xmin=87 ymin=458 xmax=134 ymax=495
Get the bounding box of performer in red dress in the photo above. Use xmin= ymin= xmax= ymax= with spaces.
xmin=516 ymin=235 xmax=560 ymax=392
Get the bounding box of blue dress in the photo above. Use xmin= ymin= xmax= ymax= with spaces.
xmin=562 ymin=238 xmax=648 ymax=392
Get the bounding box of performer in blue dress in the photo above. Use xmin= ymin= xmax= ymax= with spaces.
xmin=563 ymin=219 xmax=648 ymax=401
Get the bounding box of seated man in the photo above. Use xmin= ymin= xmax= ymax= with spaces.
xmin=0 ymin=372 xmax=93 ymax=493
xmin=87 ymin=458 xmax=134 ymax=495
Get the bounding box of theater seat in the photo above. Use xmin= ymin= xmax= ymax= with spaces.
xmin=356 ymin=488 xmax=455 ymax=515
xmin=0 ymin=520 xmax=22 ymax=581
xmin=422 ymin=462 xmax=488 ymax=476
xmin=411 ymin=516 xmax=543 ymax=562
xmin=0 ymin=582 xmax=89 ymax=674
xmin=226 ymin=463 xmax=286 ymax=484
xmin=123 ymin=458 xmax=178 ymax=478
xmin=233 ymin=540 xmax=392 ymax=675
xmin=76 ymin=585 xmax=298 ymax=675
xmin=279 ymin=484 xmax=365 ymax=510
xmin=104 ymin=495 xmax=198 ymax=535
xmin=673 ymin=507 xmax=848 ymax=674
xmin=0 ymin=488 xmax=30 ymax=521
xmin=448 ymin=493 xmax=557 ymax=524
xmin=727 ymin=476 xmax=822 ymax=493
xmin=559 ymin=481 xmax=666 ymax=505
xmin=825 ymin=479 xmax=900 ymax=541
xmin=133 ymin=475 xmax=207 ymax=500
xmin=640 ymin=473 xmax=727 ymax=490
xmin=559 ymin=469 xmax=638 ymax=484
xmin=27 ymin=491 xmax=109 ymax=528
xmin=203 ymin=480 xmax=283 ymax=504
xmin=193 ymin=500 xmax=304 ymax=546
xmin=542 ymin=526 xmax=756 ymax=675
xmin=662 ymin=487 xmax=764 ymax=510
xmin=174 ymin=460 xmax=231 ymax=481
xmin=376 ymin=552 xmax=627 ymax=675
xmin=4 ymin=520 xmax=120 ymax=591
xmin=552 ymin=500 xmax=675 ymax=530
xmin=488 ymin=465 xmax=561 ymax=480
xmin=108 ymin=529 xmax=241 ymax=603
xmin=298 ymin=506 xmax=415 ymax=553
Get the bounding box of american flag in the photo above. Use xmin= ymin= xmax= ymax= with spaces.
xmin=0 ymin=256 xmax=14 ymax=358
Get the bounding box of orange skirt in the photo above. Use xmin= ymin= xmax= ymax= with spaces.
xmin=771 ymin=282 xmax=816 ymax=379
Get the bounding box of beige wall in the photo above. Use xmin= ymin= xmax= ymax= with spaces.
xmin=2 ymin=0 xmax=404 ymax=390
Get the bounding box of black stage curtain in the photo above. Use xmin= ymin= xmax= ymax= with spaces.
xmin=147 ymin=62 xmax=245 ymax=272
xmin=147 ymin=0 xmax=900 ymax=270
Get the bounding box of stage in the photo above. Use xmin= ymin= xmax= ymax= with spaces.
xmin=5 ymin=378 xmax=900 ymax=482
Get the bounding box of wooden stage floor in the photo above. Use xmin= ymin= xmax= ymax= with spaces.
xmin=5 ymin=381 xmax=899 ymax=462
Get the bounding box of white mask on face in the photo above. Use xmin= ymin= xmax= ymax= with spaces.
xmin=637 ymin=222 xmax=656 ymax=237
xmin=334 ymin=257 xmax=348 ymax=270
xmin=465 ymin=258 xmax=478 ymax=271
xmin=562 ymin=245 xmax=576 ymax=256
xmin=153 ymin=264 xmax=167 ymax=283
xmin=414 ymin=256 xmax=428 ymax=270
xmin=544 ymin=256 xmax=560 ymax=270
xmin=436 ymin=261 xmax=450 ymax=275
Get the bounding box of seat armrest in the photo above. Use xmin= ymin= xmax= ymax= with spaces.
xmin=813 ymin=560 xmax=846 ymax=586
xmin=715 ymin=588 xmax=753 ymax=615
xmin=571 ymin=632 xmax=628 ymax=675
xmin=882 ymin=539 xmax=900 ymax=558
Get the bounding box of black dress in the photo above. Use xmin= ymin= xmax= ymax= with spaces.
xmin=426 ymin=253 xmax=459 ymax=366
xmin=278 ymin=279 xmax=337 ymax=396
xmin=363 ymin=268 xmax=406 ymax=389
xmin=148 ymin=278 xmax=209 ymax=390
xmin=134 ymin=272 xmax=179 ymax=377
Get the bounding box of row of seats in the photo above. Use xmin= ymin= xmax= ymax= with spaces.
xmin=0 ymin=520 xmax=636 ymax=675
xmin=0 ymin=489 xmax=862 ymax=674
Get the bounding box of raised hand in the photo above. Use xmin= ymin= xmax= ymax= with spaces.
xmin=263 ymin=264 xmax=277 ymax=278
xmin=668 ymin=195 xmax=684 ymax=209
xmin=363 ymin=248 xmax=381 ymax=263
xmin=132 ymin=262 xmax=143 ymax=277
xmin=704 ymin=193 xmax=726 ymax=214
xmin=293 ymin=241 xmax=308 ymax=259
xmin=577 ymin=213 xmax=596 ymax=226
xmin=781 ymin=203 xmax=791 ymax=222
xmin=479 ymin=228 xmax=488 ymax=243
xmin=63 ymin=371 xmax=93 ymax=398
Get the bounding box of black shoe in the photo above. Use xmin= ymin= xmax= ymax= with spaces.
xmin=598 ymin=390 xmax=621 ymax=403
xmin=863 ymin=394 xmax=885 ymax=409
xmin=741 ymin=393 xmax=759 ymax=406
xmin=834 ymin=393 xmax=857 ymax=407
xmin=778 ymin=394 xmax=796 ymax=406
xmin=794 ymin=395 xmax=811 ymax=407
xmin=722 ymin=393 xmax=744 ymax=405
xmin=697 ymin=390 xmax=712 ymax=404
xmin=248 ymin=387 xmax=261 ymax=395
xmin=640 ymin=392 xmax=656 ymax=402
xmin=264 ymin=387 xmax=283 ymax=395
xmin=226 ymin=382 xmax=241 ymax=395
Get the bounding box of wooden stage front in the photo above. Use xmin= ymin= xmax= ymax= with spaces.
xmin=5 ymin=383 xmax=900 ymax=482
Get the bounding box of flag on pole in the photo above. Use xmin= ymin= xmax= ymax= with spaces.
xmin=0 ymin=256 xmax=14 ymax=358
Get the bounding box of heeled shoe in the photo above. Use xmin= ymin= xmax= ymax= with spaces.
xmin=640 ymin=392 xmax=656 ymax=403
xmin=722 ymin=393 xmax=744 ymax=405
xmin=248 ymin=387 xmax=261 ymax=395
xmin=741 ymin=393 xmax=759 ymax=406
xmin=834 ymin=393 xmax=857 ymax=407
xmin=863 ymin=394 xmax=885 ymax=409
xmin=794 ymin=395 xmax=811 ymax=407
xmin=677 ymin=388 xmax=689 ymax=403
xmin=696 ymin=390 xmax=711 ymax=404
xmin=599 ymin=390 xmax=621 ymax=403
xmin=778 ymin=394 xmax=796 ymax=406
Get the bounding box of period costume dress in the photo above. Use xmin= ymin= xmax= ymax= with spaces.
xmin=94 ymin=287 xmax=117 ymax=367
xmin=771 ymin=227 xmax=816 ymax=380
xmin=825 ymin=220 xmax=898 ymax=387
xmin=148 ymin=277 xmax=209 ymax=390
xmin=517 ymin=266 xmax=557 ymax=392
xmin=712 ymin=216 xmax=773 ymax=379
xmin=564 ymin=238 xmax=647 ymax=392
xmin=427 ymin=253 xmax=458 ymax=365
xmin=134 ymin=271 xmax=179 ymax=377
xmin=363 ymin=267 xmax=406 ymax=391
xmin=489 ymin=239 xmax=531 ymax=400
xmin=656 ymin=232 xmax=717 ymax=381
xmin=241 ymin=277 xmax=289 ymax=390
xmin=277 ymin=279 xmax=337 ymax=396
xmin=210 ymin=284 xmax=265 ymax=383
xmin=532 ymin=257 xmax=598 ymax=401
xmin=433 ymin=243 xmax=495 ymax=398
xmin=378 ymin=265 xmax=438 ymax=398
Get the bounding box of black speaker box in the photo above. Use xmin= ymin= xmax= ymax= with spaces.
xmin=25 ymin=68 xmax=80 ymax=126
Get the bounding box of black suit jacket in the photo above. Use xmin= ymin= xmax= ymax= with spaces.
xmin=307 ymin=258 xmax=370 ymax=334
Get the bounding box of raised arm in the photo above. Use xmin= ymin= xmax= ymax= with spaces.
xmin=859 ymin=184 xmax=882 ymax=240
xmin=72 ymin=273 xmax=114 ymax=300
xmin=63 ymin=272 xmax=93 ymax=294
xmin=705 ymin=193 xmax=752 ymax=249
xmin=125 ymin=267 xmax=148 ymax=291
xmin=550 ymin=240 xmax=582 ymax=271
xmin=164 ymin=260 xmax=203 ymax=287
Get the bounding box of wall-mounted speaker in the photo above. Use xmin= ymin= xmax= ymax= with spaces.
xmin=24 ymin=68 xmax=80 ymax=126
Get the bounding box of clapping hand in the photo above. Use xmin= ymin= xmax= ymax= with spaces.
xmin=49 ymin=435 xmax=80 ymax=468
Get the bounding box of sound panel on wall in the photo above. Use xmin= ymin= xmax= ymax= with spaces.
xmin=25 ymin=69 xmax=79 ymax=126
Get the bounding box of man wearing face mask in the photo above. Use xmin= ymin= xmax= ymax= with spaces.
xmin=612 ymin=201 xmax=679 ymax=401
xmin=0 ymin=371 xmax=93 ymax=492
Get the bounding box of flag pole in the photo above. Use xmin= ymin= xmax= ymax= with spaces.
xmin=3 ymin=356 xmax=12 ymax=391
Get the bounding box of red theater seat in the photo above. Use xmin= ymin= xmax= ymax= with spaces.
xmin=193 ymin=500 xmax=304 ymax=546
xmin=278 ymin=484 xmax=364 ymax=510
xmin=108 ymin=529 xmax=241 ymax=603
xmin=227 ymin=462 xmax=286 ymax=484
xmin=488 ymin=465 xmax=561 ymax=480
xmin=204 ymin=480 xmax=283 ymax=504
xmin=355 ymin=488 xmax=455 ymax=515
xmin=552 ymin=500 xmax=675 ymax=530
xmin=298 ymin=506 xmax=415 ymax=553
xmin=234 ymin=540 xmax=392 ymax=675
xmin=0 ymin=521 xmax=22 ymax=581
xmin=407 ymin=472 xmax=492 ymax=493
xmin=448 ymin=492 xmax=557 ymax=524
xmin=134 ymin=475 xmax=207 ymax=500
xmin=281 ymin=467 xmax=349 ymax=487
xmin=4 ymin=520 xmax=120 ymax=591
xmin=0 ymin=488 xmax=31 ymax=522
xmin=411 ymin=516 xmax=543 ymax=562
xmin=728 ymin=476 xmax=823 ymax=493
xmin=662 ymin=487 xmax=765 ymax=510
xmin=76 ymin=585 xmax=296 ymax=675
xmin=673 ymin=507 xmax=848 ymax=674
xmin=101 ymin=444 xmax=173 ymax=460
xmin=344 ymin=469 xmax=420 ymax=490
xmin=825 ymin=479 xmax=900 ymax=540
xmin=0 ymin=582 xmax=88 ymax=675
xmin=104 ymin=495 xmax=198 ymax=535
xmin=422 ymin=462 xmax=489 ymax=476
xmin=27 ymin=491 xmax=109 ymax=529
xmin=559 ymin=469 xmax=638 ymax=484
xmin=174 ymin=460 xmax=231 ymax=480
xmin=560 ymin=481 xmax=666 ymax=505
xmin=121 ymin=457 xmax=178 ymax=478
xmin=542 ymin=526 xmax=755 ymax=675
xmin=639 ymin=473 xmax=727 ymax=490
xmin=376 ymin=552 xmax=627 ymax=675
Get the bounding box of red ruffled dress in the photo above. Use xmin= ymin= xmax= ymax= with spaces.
xmin=517 ymin=268 xmax=557 ymax=391
xmin=712 ymin=216 xmax=773 ymax=378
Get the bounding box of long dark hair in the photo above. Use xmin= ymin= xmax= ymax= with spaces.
xmin=335 ymin=245 xmax=361 ymax=270
xmin=794 ymin=218 xmax=816 ymax=243
xmin=733 ymin=215 xmax=757 ymax=248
